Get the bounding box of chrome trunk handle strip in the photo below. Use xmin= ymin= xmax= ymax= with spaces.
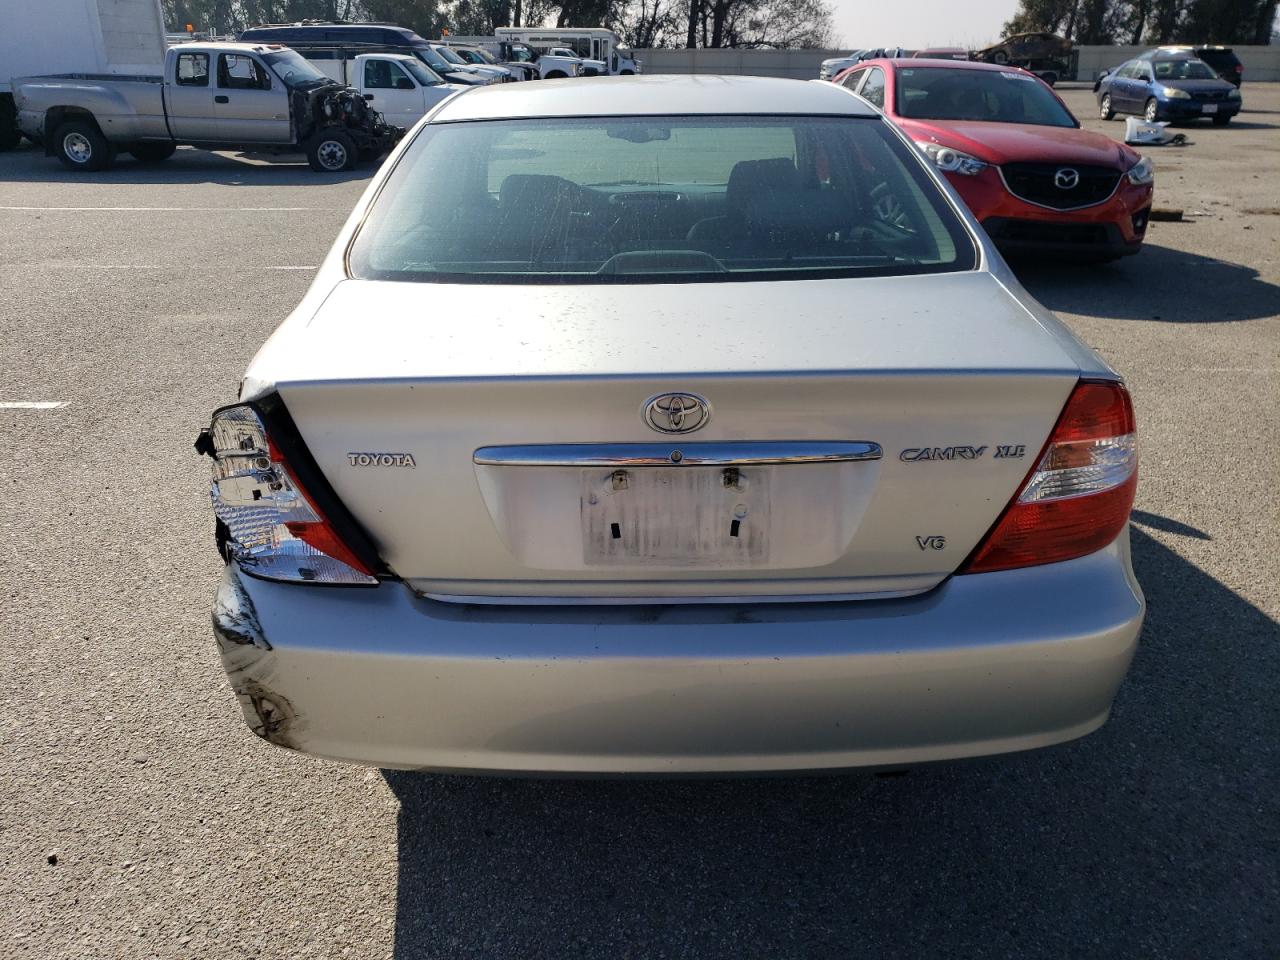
xmin=473 ymin=441 xmax=882 ymax=467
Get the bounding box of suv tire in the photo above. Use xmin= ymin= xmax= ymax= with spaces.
xmin=307 ymin=128 xmax=356 ymax=172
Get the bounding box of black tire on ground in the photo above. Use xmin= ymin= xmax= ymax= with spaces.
xmin=1099 ymin=94 xmax=1114 ymax=120
xmin=1212 ymin=113 xmax=1231 ymax=126
xmin=53 ymin=120 xmax=113 ymax=171
xmin=0 ymin=94 xmax=18 ymax=151
xmin=306 ymin=128 xmax=356 ymax=172
xmin=129 ymin=141 xmax=176 ymax=163
xmin=544 ymin=70 xmax=567 ymax=79
xmin=1144 ymin=98 xmax=1159 ymax=123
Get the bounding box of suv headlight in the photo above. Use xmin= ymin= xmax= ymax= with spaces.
xmin=914 ymin=141 xmax=987 ymax=176
xmin=1126 ymin=154 xmax=1155 ymax=185
xmin=1163 ymin=87 xmax=1191 ymax=99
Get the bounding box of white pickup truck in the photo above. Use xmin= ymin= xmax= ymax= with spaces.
xmin=14 ymin=41 xmax=401 ymax=172
xmin=312 ymin=53 xmax=467 ymax=129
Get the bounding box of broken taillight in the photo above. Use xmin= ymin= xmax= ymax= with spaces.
xmin=961 ymin=379 xmax=1137 ymax=574
xmin=199 ymin=404 xmax=377 ymax=584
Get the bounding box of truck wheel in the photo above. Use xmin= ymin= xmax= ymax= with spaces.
xmin=129 ymin=142 xmax=176 ymax=163
xmin=620 ymin=70 xmax=635 ymax=75
xmin=54 ymin=120 xmax=113 ymax=171
xmin=0 ymin=95 xmax=19 ymax=151
xmin=307 ymin=128 xmax=356 ymax=172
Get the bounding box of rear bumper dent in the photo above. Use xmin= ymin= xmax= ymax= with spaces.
xmin=213 ymin=534 xmax=1144 ymax=775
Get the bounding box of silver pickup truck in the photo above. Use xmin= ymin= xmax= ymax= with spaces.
xmin=15 ymin=41 xmax=401 ymax=172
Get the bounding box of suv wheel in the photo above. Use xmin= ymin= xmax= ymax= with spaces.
xmin=307 ymin=128 xmax=356 ymax=173
xmin=1099 ymin=94 xmax=1114 ymax=120
xmin=54 ymin=120 xmax=113 ymax=171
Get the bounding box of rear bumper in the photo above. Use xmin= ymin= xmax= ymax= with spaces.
xmin=213 ymin=534 xmax=1144 ymax=775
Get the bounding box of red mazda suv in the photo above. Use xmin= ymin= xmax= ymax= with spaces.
xmin=833 ymin=58 xmax=1154 ymax=259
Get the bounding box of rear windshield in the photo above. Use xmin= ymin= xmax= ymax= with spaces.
xmin=1152 ymin=58 xmax=1218 ymax=80
xmin=896 ymin=66 xmax=1076 ymax=127
xmin=348 ymin=115 xmax=976 ymax=284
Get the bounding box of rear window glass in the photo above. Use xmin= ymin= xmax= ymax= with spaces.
xmin=896 ymin=67 xmax=1076 ymax=127
xmin=348 ymin=115 xmax=976 ymax=284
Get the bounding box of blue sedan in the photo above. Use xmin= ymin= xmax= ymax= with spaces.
xmin=1097 ymin=55 xmax=1242 ymax=125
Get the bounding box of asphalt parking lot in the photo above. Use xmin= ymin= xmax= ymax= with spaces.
xmin=1 ymin=84 xmax=1277 ymax=959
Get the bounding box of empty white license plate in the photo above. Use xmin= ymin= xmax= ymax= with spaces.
xmin=1202 ymin=103 xmax=1218 ymax=113
xmin=582 ymin=466 xmax=769 ymax=566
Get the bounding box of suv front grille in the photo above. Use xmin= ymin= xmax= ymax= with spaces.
xmin=1000 ymin=163 xmax=1123 ymax=210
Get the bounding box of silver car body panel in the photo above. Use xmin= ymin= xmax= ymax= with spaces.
xmin=214 ymin=532 xmax=1143 ymax=774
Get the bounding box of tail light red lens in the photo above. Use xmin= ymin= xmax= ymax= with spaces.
xmin=961 ymin=380 xmax=1137 ymax=574
xmin=201 ymin=405 xmax=377 ymax=584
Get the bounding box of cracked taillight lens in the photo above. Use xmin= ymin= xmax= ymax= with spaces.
xmin=961 ymin=380 xmax=1137 ymax=574
xmin=205 ymin=405 xmax=376 ymax=584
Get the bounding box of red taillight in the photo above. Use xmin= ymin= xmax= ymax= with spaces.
xmin=961 ymin=380 xmax=1137 ymax=574
xmin=204 ymin=405 xmax=377 ymax=584
xmin=1234 ymin=64 xmax=1243 ymax=73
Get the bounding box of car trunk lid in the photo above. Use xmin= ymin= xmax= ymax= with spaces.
xmin=259 ymin=272 xmax=1081 ymax=600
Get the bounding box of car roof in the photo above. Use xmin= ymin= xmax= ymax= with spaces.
xmin=431 ymin=75 xmax=880 ymax=121
xmin=866 ymin=58 xmax=1031 ymax=74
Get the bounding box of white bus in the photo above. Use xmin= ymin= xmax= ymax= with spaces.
xmin=492 ymin=28 xmax=641 ymax=75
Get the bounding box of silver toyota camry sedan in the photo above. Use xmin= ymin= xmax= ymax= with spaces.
xmin=200 ymin=75 xmax=1144 ymax=775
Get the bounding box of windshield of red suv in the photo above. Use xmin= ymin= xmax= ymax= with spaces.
xmin=348 ymin=115 xmax=976 ymax=284
xmin=896 ymin=67 xmax=1076 ymax=128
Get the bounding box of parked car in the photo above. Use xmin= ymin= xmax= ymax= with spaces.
xmin=353 ymin=54 xmax=466 ymax=129
xmin=971 ymin=31 xmax=1071 ymax=85
xmin=547 ymin=45 xmax=608 ymax=76
xmin=237 ymin=23 xmax=498 ymax=86
xmin=14 ymin=42 xmax=400 ymax=172
xmin=834 ymin=59 xmax=1154 ymax=259
xmin=1096 ymin=54 xmax=1241 ymax=125
xmin=819 ymin=48 xmax=908 ymax=81
xmin=427 ymin=41 xmax=514 ymax=82
xmin=446 ymin=43 xmax=538 ymax=81
xmin=440 ymin=38 xmax=582 ymax=79
xmin=1138 ymin=45 xmax=1243 ymax=86
xmin=913 ymin=48 xmax=970 ymax=61
xmin=199 ymin=75 xmax=1143 ymax=775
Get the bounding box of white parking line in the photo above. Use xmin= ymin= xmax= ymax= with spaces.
xmin=0 ymin=206 xmax=321 ymax=212
xmin=51 ymin=264 xmax=317 ymax=270
xmin=0 ymin=401 xmax=67 ymax=409
xmin=266 ymin=266 xmax=318 ymax=270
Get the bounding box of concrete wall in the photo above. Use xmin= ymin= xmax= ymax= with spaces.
xmin=633 ymin=45 xmax=1280 ymax=82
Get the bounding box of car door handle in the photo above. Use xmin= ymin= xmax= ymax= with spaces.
xmin=215 ymin=95 xmax=229 ymax=103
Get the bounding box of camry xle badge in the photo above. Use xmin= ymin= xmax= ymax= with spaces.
xmin=644 ymin=393 xmax=711 ymax=434
xmin=900 ymin=446 xmax=988 ymax=462
xmin=347 ymin=452 xmax=416 ymax=467
xmin=1054 ymin=167 xmax=1080 ymax=190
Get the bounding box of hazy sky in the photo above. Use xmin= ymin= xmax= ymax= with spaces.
xmin=831 ymin=0 xmax=1019 ymax=50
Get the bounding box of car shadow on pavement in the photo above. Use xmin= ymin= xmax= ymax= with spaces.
xmin=382 ymin=525 xmax=1278 ymax=959
xmin=0 ymin=141 xmax=372 ymax=186
xmin=1015 ymin=242 xmax=1280 ymax=322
